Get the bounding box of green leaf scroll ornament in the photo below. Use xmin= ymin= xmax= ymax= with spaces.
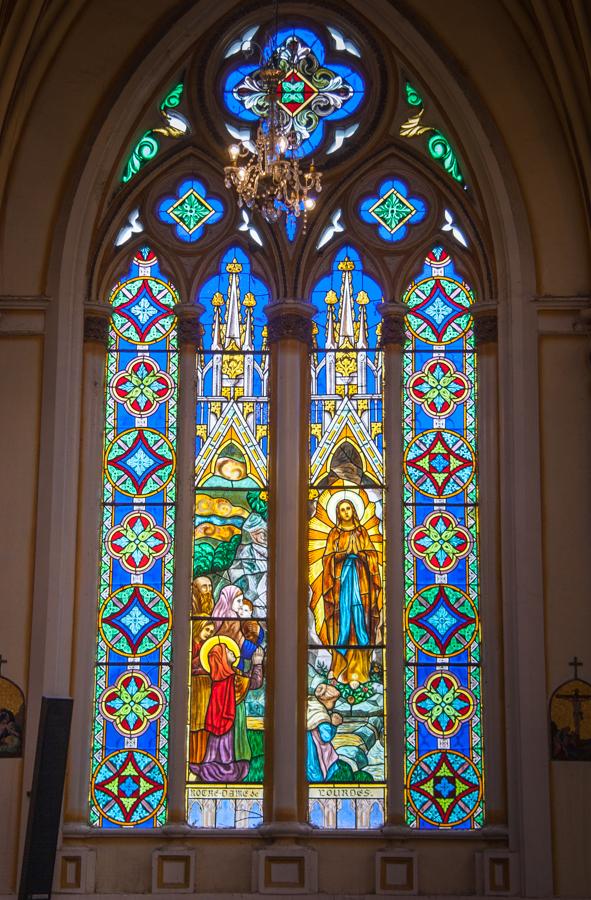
xmin=400 ymin=82 xmax=465 ymax=186
xmin=160 ymin=82 xmax=183 ymax=111
xmin=122 ymin=131 xmax=159 ymax=184
xmin=405 ymin=81 xmax=423 ymax=107
xmin=122 ymin=82 xmax=189 ymax=184
xmin=427 ymin=131 xmax=463 ymax=183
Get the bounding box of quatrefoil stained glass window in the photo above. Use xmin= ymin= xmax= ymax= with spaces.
xmin=223 ymin=25 xmax=365 ymax=158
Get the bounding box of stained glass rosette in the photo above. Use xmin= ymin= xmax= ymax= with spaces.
xmin=308 ymin=245 xmax=387 ymax=829
xmin=90 ymin=248 xmax=178 ymax=828
xmin=186 ymin=247 xmax=269 ymax=829
xmin=359 ymin=178 xmax=428 ymax=244
xmin=402 ymin=246 xmax=484 ymax=829
xmin=157 ymin=178 xmax=224 ymax=244
xmin=223 ymin=26 xmax=365 ymax=159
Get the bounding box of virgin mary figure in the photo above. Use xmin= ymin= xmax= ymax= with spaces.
xmin=310 ymin=493 xmax=382 ymax=683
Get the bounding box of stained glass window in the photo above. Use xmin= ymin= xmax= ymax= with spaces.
xmin=157 ymin=178 xmax=224 ymax=243
xmin=359 ymin=178 xmax=428 ymax=243
xmin=223 ymin=26 xmax=365 ymax=159
xmin=122 ymin=83 xmax=190 ymax=183
xmin=308 ymin=246 xmax=386 ymax=829
xmin=402 ymin=247 xmax=484 ymax=829
xmin=90 ymin=248 xmax=178 ymax=828
xmin=186 ymin=247 xmax=269 ymax=829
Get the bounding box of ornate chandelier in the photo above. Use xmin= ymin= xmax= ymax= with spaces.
xmin=224 ymin=61 xmax=322 ymax=227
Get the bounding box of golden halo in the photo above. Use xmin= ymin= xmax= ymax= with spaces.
xmin=325 ymin=490 xmax=366 ymax=525
xmin=199 ymin=635 xmax=241 ymax=673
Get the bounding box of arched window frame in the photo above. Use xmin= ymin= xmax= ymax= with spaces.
xmin=65 ymin=8 xmax=508 ymax=852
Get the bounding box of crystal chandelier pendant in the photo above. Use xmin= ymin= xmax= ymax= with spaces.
xmin=224 ymin=58 xmax=322 ymax=232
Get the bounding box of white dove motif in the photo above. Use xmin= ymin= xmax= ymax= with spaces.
xmin=327 ymin=26 xmax=361 ymax=57
xmin=115 ymin=208 xmax=144 ymax=247
xmin=238 ymin=209 xmax=263 ymax=247
xmin=441 ymin=209 xmax=468 ymax=248
xmin=224 ymin=25 xmax=259 ymax=59
xmin=225 ymin=123 xmax=256 ymax=155
xmin=316 ymin=209 xmax=344 ymax=250
xmin=326 ymin=123 xmax=359 ymax=155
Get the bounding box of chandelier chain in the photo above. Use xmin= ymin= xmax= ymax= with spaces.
xmin=224 ymin=8 xmax=322 ymax=228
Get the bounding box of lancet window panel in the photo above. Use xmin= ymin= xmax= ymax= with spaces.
xmin=90 ymin=248 xmax=179 ymax=829
xmin=308 ymin=245 xmax=386 ymax=830
xmin=402 ymin=247 xmax=484 ymax=829
xmin=186 ymin=247 xmax=269 ymax=829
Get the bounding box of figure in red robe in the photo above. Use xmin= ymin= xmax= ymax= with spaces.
xmin=192 ymin=639 xmax=263 ymax=782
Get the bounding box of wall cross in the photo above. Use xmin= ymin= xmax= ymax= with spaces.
xmin=569 ymin=656 xmax=583 ymax=680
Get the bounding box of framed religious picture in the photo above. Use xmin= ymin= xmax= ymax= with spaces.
xmin=0 ymin=660 xmax=25 ymax=758
xmin=550 ymin=659 xmax=591 ymax=761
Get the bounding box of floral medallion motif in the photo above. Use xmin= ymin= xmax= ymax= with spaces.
xmin=405 ymin=584 xmax=478 ymax=657
xmin=109 ymin=250 xmax=178 ymax=344
xmin=105 ymin=510 xmax=171 ymax=575
xmin=410 ymin=671 xmax=476 ymax=738
xmin=408 ymin=510 xmax=471 ymax=574
xmin=407 ymin=357 xmax=470 ymax=418
xmin=110 ymin=356 xmax=175 ymax=418
xmin=406 ymin=750 xmax=481 ymax=827
xmin=91 ymin=749 xmax=167 ymax=825
xmin=404 ymin=249 xmax=474 ymax=344
xmin=104 ymin=428 xmax=176 ymax=498
xmin=99 ymin=670 xmax=165 ymax=738
xmin=157 ymin=178 xmax=224 ymax=243
xmin=224 ymin=27 xmax=364 ymax=158
xmin=404 ymin=429 xmax=475 ymax=499
xmin=98 ymin=585 xmax=171 ymax=657
xmin=359 ymin=178 xmax=427 ymax=243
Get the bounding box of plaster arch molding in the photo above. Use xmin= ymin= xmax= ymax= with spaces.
xmin=21 ymin=2 xmax=552 ymax=898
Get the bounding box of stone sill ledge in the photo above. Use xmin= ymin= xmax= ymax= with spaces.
xmin=62 ymin=822 xmax=508 ymax=841
xmin=5 ymin=895 xmax=588 ymax=900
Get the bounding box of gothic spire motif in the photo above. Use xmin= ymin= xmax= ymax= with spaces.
xmin=325 ymin=292 xmax=337 ymax=350
xmin=224 ymin=258 xmax=242 ymax=345
xmin=211 ymin=294 xmax=223 ymax=351
xmin=356 ymin=292 xmax=369 ymax=349
xmin=243 ymin=292 xmax=255 ymax=352
xmin=337 ymin=257 xmax=355 ymax=346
